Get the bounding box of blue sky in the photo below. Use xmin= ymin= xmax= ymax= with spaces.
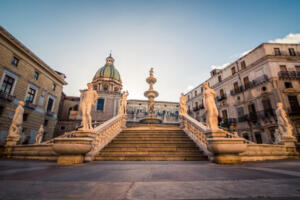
xmin=1 ymin=0 xmax=300 ymax=102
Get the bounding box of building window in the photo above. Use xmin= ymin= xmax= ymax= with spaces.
xmin=52 ymin=84 xmax=56 ymax=91
xmin=97 ymin=99 xmax=105 ymax=111
xmin=25 ymin=87 xmax=36 ymax=103
xmin=233 ymin=82 xmax=239 ymax=93
xmin=237 ymin=107 xmax=244 ymax=117
xmin=44 ymin=120 xmax=48 ymax=127
xmin=231 ymin=67 xmax=236 ymax=75
xmin=0 ymin=75 xmax=15 ymax=94
xmin=23 ymin=113 xmax=29 ymax=121
xmin=289 ymin=48 xmax=296 ymax=56
xmin=34 ymin=72 xmax=39 ymax=80
xmin=274 ymin=48 xmax=281 ymax=56
xmin=220 ymin=89 xmax=225 ymax=97
xmin=280 ymin=65 xmax=287 ymax=71
xmin=284 ymin=82 xmax=293 ymax=88
xmin=47 ymin=97 xmax=55 ymax=112
xmin=11 ymin=56 xmax=19 ymax=67
xmin=288 ymin=95 xmax=300 ymax=112
xmin=221 ymin=110 xmax=228 ymax=120
xmin=188 ymin=95 xmax=190 ymax=101
xmin=243 ymin=76 xmax=250 ymax=89
xmin=194 ymin=90 xmax=197 ymax=97
xmin=296 ymin=66 xmax=300 ymax=72
xmin=218 ymin=75 xmax=222 ymax=83
xmin=255 ymin=132 xmax=262 ymax=144
xmin=241 ymin=61 xmax=246 ymax=69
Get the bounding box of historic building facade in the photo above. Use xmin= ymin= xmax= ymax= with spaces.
xmin=127 ymin=99 xmax=179 ymax=124
xmin=55 ymin=55 xmax=179 ymax=134
xmin=55 ymin=54 xmax=123 ymax=134
xmin=0 ymin=26 xmax=67 ymax=143
xmin=186 ymin=43 xmax=300 ymax=143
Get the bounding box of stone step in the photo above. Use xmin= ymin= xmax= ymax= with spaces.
xmin=122 ymin=130 xmax=184 ymax=133
xmin=111 ymin=140 xmax=195 ymax=144
xmin=102 ymin=147 xmax=200 ymax=152
xmin=106 ymin=143 xmax=198 ymax=148
xmin=94 ymin=155 xmax=208 ymax=161
xmin=113 ymin=138 xmax=192 ymax=142
xmin=99 ymin=151 xmax=202 ymax=156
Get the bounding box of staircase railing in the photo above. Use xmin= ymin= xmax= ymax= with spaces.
xmin=180 ymin=114 xmax=212 ymax=157
xmin=85 ymin=114 xmax=126 ymax=161
xmin=180 ymin=114 xmax=255 ymax=157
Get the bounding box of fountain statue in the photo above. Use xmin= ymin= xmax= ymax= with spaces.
xmin=139 ymin=68 xmax=162 ymax=124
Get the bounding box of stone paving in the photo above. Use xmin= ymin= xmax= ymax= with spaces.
xmin=0 ymin=159 xmax=300 ymax=200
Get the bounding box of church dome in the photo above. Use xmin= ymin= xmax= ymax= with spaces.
xmin=93 ymin=54 xmax=121 ymax=81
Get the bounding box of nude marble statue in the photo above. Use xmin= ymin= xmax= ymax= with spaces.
xmin=8 ymin=101 xmax=25 ymax=139
xmin=118 ymin=91 xmax=129 ymax=115
xmin=203 ymin=82 xmax=219 ymax=131
xmin=35 ymin=125 xmax=44 ymax=144
xmin=179 ymin=93 xmax=187 ymax=115
xmin=80 ymin=83 xmax=98 ymax=130
xmin=275 ymin=102 xmax=294 ymax=138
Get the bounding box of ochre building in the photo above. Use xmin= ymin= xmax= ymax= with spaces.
xmin=0 ymin=26 xmax=67 ymax=143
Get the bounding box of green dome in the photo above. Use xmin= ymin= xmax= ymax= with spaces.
xmin=93 ymin=65 xmax=121 ymax=81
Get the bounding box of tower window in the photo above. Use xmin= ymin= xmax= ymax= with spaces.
xmin=284 ymin=82 xmax=293 ymax=88
xmin=11 ymin=56 xmax=19 ymax=67
xmin=241 ymin=61 xmax=246 ymax=69
xmin=97 ymin=99 xmax=105 ymax=111
xmin=289 ymin=48 xmax=296 ymax=56
xmin=274 ymin=48 xmax=281 ymax=56
xmin=34 ymin=72 xmax=39 ymax=80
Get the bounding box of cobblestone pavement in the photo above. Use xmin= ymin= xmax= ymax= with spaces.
xmin=0 ymin=159 xmax=300 ymax=200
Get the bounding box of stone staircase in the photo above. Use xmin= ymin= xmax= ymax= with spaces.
xmin=95 ymin=125 xmax=208 ymax=161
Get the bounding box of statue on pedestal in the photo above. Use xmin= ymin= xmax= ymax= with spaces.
xmin=7 ymin=101 xmax=25 ymax=141
xmin=118 ymin=91 xmax=129 ymax=115
xmin=80 ymin=83 xmax=98 ymax=130
xmin=275 ymin=102 xmax=294 ymax=139
xmin=203 ymin=82 xmax=219 ymax=131
xmin=35 ymin=125 xmax=44 ymax=144
xmin=179 ymin=93 xmax=187 ymax=115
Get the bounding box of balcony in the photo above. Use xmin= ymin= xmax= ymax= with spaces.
xmin=257 ymin=109 xmax=275 ymax=119
xmin=238 ymin=115 xmax=248 ymax=122
xmin=193 ymin=104 xmax=204 ymax=111
xmin=0 ymin=91 xmax=15 ymax=102
xmin=217 ymin=94 xmax=227 ymax=101
xmin=288 ymin=108 xmax=300 ymax=116
xmin=230 ymin=75 xmax=269 ymax=96
xmin=278 ymin=71 xmax=300 ymax=79
xmin=24 ymin=101 xmax=37 ymax=110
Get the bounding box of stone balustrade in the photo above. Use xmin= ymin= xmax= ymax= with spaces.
xmin=85 ymin=114 xmax=125 ymax=161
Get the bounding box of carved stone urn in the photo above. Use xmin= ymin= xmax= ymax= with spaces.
xmin=52 ymin=130 xmax=94 ymax=165
xmin=207 ymin=137 xmax=247 ymax=164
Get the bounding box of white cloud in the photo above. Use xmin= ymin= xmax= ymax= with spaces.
xmin=269 ymin=33 xmax=300 ymax=44
xmin=187 ymin=85 xmax=194 ymax=91
xmin=210 ymin=62 xmax=230 ymax=70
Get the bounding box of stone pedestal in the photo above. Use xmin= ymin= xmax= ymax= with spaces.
xmin=5 ymin=135 xmax=20 ymax=146
xmin=206 ymin=131 xmax=226 ymax=138
xmin=282 ymin=136 xmax=298 ymax=156
xmin=52 ymin=130 xmax=94 ymax=165
xmin=207 ymin=138 xmax=247 ymax=164
xmin=121 ymin=114 xmax=127 ymax=129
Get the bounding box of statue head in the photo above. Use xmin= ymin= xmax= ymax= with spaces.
xmin=18 ymin=101 xmax=24 ymax=106
xmin=203 ymin=82 xmax=209 ymax=89
xmin=87 ymin=83 xmax=93 ymax=90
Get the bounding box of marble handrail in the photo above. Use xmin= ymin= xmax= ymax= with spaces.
xmin=180 ymin=114 xmax=212 ymax=157
xmin=85 ymin=114 xmax=125 ymax=161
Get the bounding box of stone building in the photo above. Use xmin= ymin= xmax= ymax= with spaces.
xmin=55 ymin=54 xmax=122 ymax=134
xmin=127 ymin=99 xmax=179 ymax=124
xmin=186 ymin=43 xmax=300 ymax=143
xmin=0 ymin=26 xmax=67 ymax=143
xmin=56 ymin=55 xmax=179 ymax=133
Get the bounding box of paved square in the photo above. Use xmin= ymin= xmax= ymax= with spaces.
xmin=0 ymin=159 xmax=300 ymax=200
